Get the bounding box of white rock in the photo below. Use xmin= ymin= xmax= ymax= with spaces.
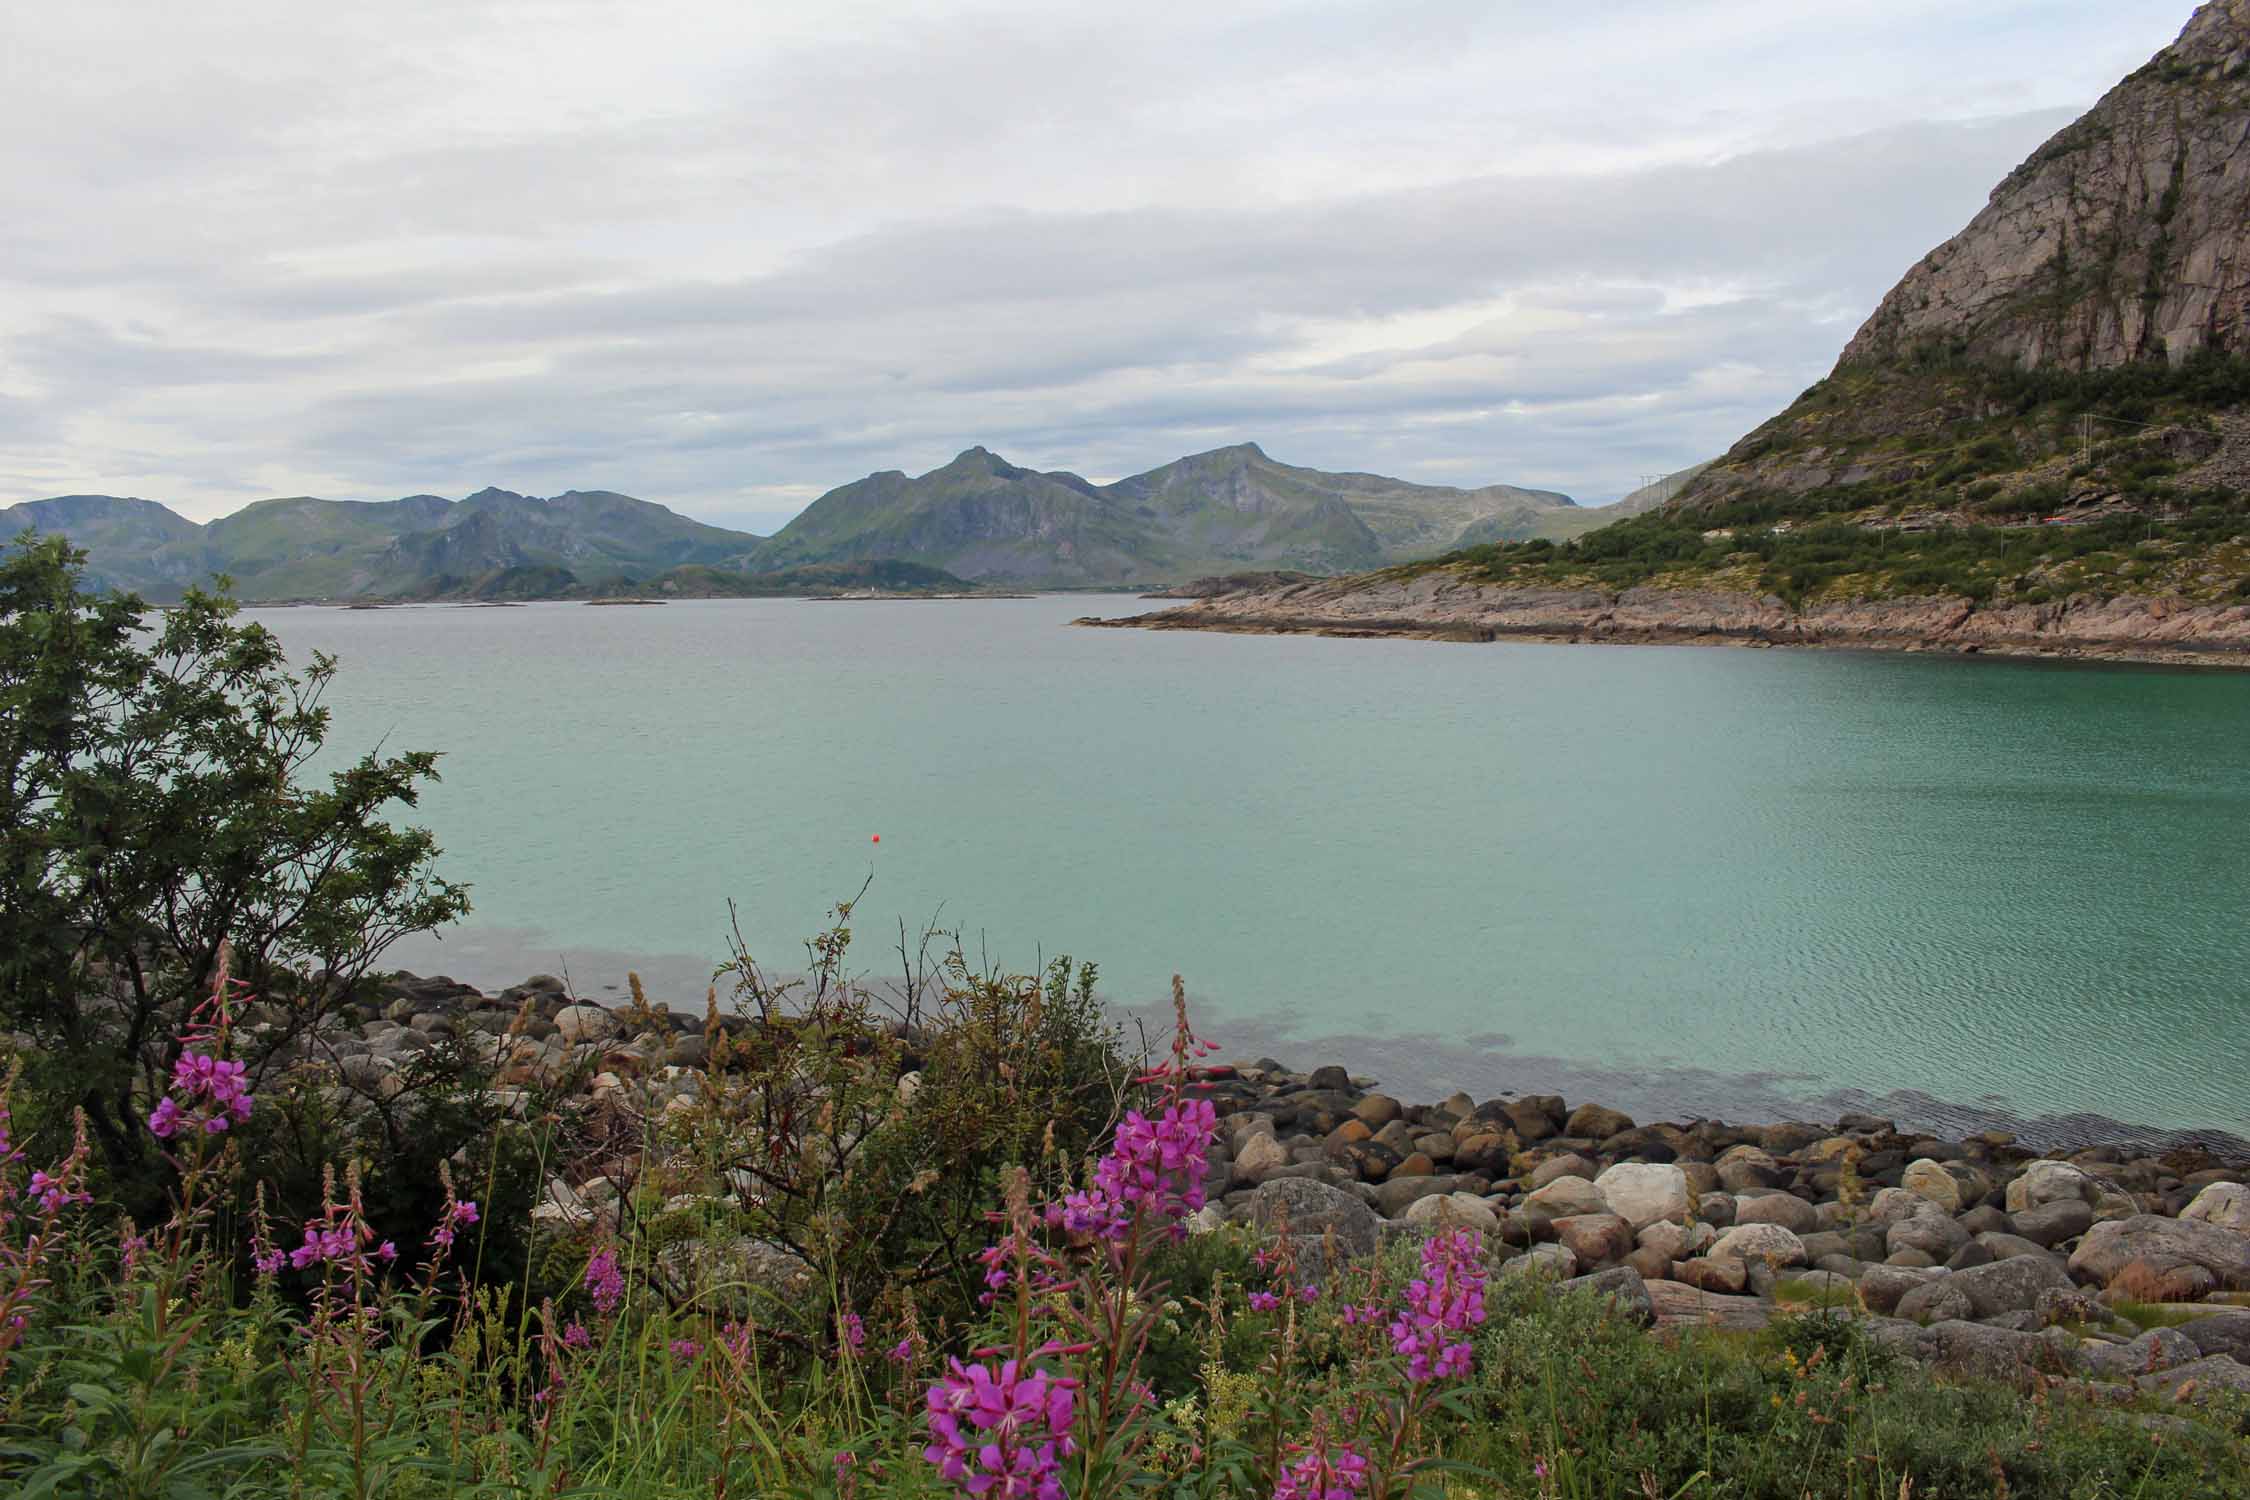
xmin=1706 ymin=1223 xmax=1808 ymax=1268
xmin=1401 ymin=1192 xmax=1501 ymax=1233
xmin=1594 ymin=1162 xmax=1691 ymax=1230
xmin=896 ymin=1070 xmax=922 ymax=1105
xmin=1185 ymin=1205 xmax=1225 ymax=1236
xmin=1500 ymin=1243 xmax=1578 ymax=1281
xmin=2182 ymin=1182 xmax=2250 ymax=1234
xmin=555 ymin=1004 xmax=618 ymax=1044
xmin=1524 ymin=1175 xmax=1610 ymax=1218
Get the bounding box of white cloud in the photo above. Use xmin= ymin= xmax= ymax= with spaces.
xmin=0 ymin=0 xmax=2196 ymax=518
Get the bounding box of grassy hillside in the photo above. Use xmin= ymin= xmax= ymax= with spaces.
xmin=1429 ymin=353 xmax=2250 ymax=607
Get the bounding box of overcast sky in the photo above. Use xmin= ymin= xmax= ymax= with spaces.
xmin=0 ymin=2 xmax=2197 ymax=529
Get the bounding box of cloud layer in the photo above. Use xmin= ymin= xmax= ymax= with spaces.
xmin=0 ymin=1 xmax=2193 ymax=524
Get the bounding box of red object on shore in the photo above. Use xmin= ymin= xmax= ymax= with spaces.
xmin=872 ymin=834 xmax=881 ymax=843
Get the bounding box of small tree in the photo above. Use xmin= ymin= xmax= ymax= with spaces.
xmin=0 ymin=533 xmax=469 ymax=1172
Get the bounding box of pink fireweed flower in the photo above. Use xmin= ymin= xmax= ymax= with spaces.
xmin=1054 ymin=1096 xmax=1218 ymax=1244
xmin=669 ymin=1337 xmax=701 ymax=1365
xmin=1387 ymin=1228 xmax=1487 ymax=1384
xmin=1247 ymin=1291 xmax=1282 ymax=1312
xmin=430 ymin=1198 xmax=479 ymax=1250
xmin=838 ymin=1310 xmax=865 ymax=1354
xmin=1274 ymin=1437 xmax=1372 ymax=1500
xmin=922 ymin=1358 xmax=1078 ymax=1500
xmin=585 ymin=1247 xmax=625 ymax=1313
xmin=24 ymin=1170 xmax=88 ymax=1215
xmin=147 ymin=1049 xmax=253 ymax=1140
xmin=562 ymin=1322 xmax=592 ymax=1350
xmin=289 ymin=1223 xmax=355 ymax=1270
xmin=887 ymin=1336 xmax=914 ymax=1363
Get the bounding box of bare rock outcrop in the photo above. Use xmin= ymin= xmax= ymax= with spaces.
xmin=1842 ymin=2 xmax=2250 ymax=372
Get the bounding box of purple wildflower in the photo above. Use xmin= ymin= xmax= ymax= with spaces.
xmin=1274 ymin=1437 xmax=1372 ymax=1500
xmin=149 ymin=1051 xmax=253 ymax=1141
xmin=922 ymin=1357 xmax=1078 ymax=1500
xmin=669 ymin=1337 xmax=701 ymax=1365
xmin=585 ymin=1247 xmax=624 ymax=1314
xmin=838 ymin=1310 xmax=865 ymax=1354
xmin=562 ymin=1322 xmax=592 ymax=1350
xmin=1247 ymin=1291 xmax=1281 ymax=1312
xmin=1054 ymin=1096 xmax=1218 ymax=1244
xmin=431 ymin=1198 xmax=479 ymax=1250
xmin=1387 ymin=1228 xmax=1487 ymax=1384
xmin=887 ymin=1336 xmax=913 ymax=1363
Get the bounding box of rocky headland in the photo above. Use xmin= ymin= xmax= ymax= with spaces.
xmin=341 ymin=970 xmax=2250 ymax=1403
xmin=1078 ymin=570 xmax=2250 ymax=666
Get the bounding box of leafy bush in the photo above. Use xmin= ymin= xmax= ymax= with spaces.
xmin=0 ymin=535 xmax=467 ymax=1191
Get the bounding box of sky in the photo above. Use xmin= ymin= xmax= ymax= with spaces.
xmin=0 ymin=1 xmax=2200 ymax=530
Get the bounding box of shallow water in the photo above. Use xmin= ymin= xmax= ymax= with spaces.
xmin=246 ymin=595 xmax=2250 ymax=1141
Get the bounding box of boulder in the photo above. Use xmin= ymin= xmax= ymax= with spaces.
xmin=1707 ymin=1223 xmax=1807 ymax=1268
xmin=1452 ymin=1131 xmax=1513 ymax=1174
xmin=1400 ymin=1192 xmax=1500 ymax=1233
xmin=2180 ymin=1311 xmax=2250 ymax=1363
xmin=2084 ymin=1327 xmax=2201 ymax=1378
xmin=1552 ymin=1213 xmax=1635 ymax=1268
xmin=1524 ymin=1175 xmax=1610 ymax=1218
xmin=1885 ymin=1210 xmax=1971 ymax=1260
xmin=1857 ymin=1263 xmax=1941 ymax=1316
xmin=1375 ymin=1173 xmax=1475 ymax=1219
xmin=1919 ymin=1322 xmax=2083 ymax=1386
xmin=1500 ymin=1243 xmax=1577 ymax=1281
xmin=1529 ymin=1154 xmax=1598 ymax=1189
xmin=1946 ymin=1254 xmax=2075 ymax=1318
xmin=1901 ymin=1159 xmax=1962 ymax=1213
xmin=1564 ymin=1103 xmax=1634 ymax=1140
xmin=2012 ymin=1199 xmax=2094 ymax=1249
xmin=1557 ymin=1266 xmax=1654 ymax=1326
xmin=1896 ymin=1280 xmax=1975 ymax=1324
xmin=554 ymin=1004 xmax=617 ymax=1044
xmin=1733 ymin=1191 xmax=1820 ymax=1235
xmin=2005 ymin=1160 xmax=2097 ymax=1215
xmin=1974 ymin=1232 xmax=2053 ymax=1262
xmin=1592 ymin=1162 xmax=1691 ymax=1231
xmin=2067 ymin=1215 xmax=2250 ymax=1291
xmin=1675 ymin=1257 xmax=1748 ymax=1295
xmin=1645 ymin=1278 xmax=1771 ymax=1331
xmin=1351 ymin=1093 xmax=1403 ymax=1128
xmin=1504 ymin=1098 xmax=1559 ymax=1143
xmin=2182 ymin=1181 xmax=2250 ymax=1234
xmin=1636 ymin=1220 xmax=1713 ymax=1263
xmin=1244 ymin=1178 xmax=1381 ymax=1275
xmin=1715 ymin=1146 xmax=1787 ymax=1193
xmin=1231 ymin=1132 xmax=1293 ymax=1188
xmin=2137 ymin=1354 xmax=2250 ymax=1400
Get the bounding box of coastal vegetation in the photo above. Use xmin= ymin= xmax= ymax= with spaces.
xmin=3 ymin=533 xmax=2248 ymax=1496
xmin=1434 ymin=353 xmax=2250 ymax=608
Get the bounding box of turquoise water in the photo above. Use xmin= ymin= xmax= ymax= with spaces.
xmin=245 ymin=596 xmax=2250 ymax=1140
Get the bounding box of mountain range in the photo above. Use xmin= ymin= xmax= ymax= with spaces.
xmin=4 ymin=444 xmax=1597 ymax=601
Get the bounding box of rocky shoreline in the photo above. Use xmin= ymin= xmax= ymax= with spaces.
xmin=340 ymin=970 xmax=2250 ymax=1401
xmin=1078 ymin=572 xmax=2250 ymax=668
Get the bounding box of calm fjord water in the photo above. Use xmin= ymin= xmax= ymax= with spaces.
xmin=248 ymin=596 xmax=2250 ymax=1141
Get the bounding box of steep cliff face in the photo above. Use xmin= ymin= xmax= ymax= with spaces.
xmin=1840 ymin=1 xmax=2250 ymax=372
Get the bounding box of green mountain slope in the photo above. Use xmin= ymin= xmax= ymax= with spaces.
xmin=752 ymin=442 xmax=1582 ymax=586
xmin=3 ymin=488 xmax=768 ymax=602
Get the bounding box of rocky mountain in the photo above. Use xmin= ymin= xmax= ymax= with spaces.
xmin=1678 ymin=0 xmax=2250 ymax=522
xmin=1109 ymin=4 xmax=2250 ymax=659
xmin=1839 ymin=0 xmax=2250 ymax=374
xmin=752 ymin=442 xmax=1584 ymax=587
